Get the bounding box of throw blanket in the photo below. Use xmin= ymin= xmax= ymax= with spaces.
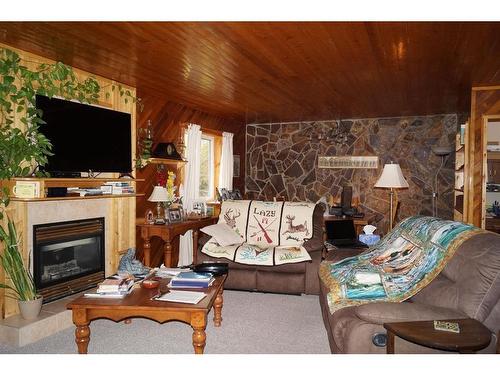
xmin=319 ymin=216 xmax=481 ymax=314
xmin=202 ymin=200 xmax=315 ymax=266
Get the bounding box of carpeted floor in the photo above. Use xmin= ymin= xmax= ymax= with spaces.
xmin=0 ymin=290 xmax=330 ymax=354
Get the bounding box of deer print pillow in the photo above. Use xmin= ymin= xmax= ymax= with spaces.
xmin=280 ymin=202 xmax=316 ymax=246
xmin=217 ymin=200 xmax=251 ymax=240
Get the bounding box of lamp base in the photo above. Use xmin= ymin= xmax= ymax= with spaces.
xmin=154 ymin=218 xmax=166 ymax=225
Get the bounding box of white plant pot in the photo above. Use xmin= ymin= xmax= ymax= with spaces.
xmin=18 ymin=296 xmax=43 ymax=320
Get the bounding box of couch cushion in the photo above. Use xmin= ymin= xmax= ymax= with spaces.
xmin=198 ymin=246 xmax=307 ymax=273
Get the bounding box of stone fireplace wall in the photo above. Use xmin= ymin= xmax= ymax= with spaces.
xmin=245 ymin=114 xmax=458 ymax=233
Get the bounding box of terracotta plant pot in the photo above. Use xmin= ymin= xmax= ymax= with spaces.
xmin=18 ymin=296 xmax=43 ymax=320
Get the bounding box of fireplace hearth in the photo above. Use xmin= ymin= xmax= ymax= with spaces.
xmin=33 ymin=218 xmax=105 ymax=302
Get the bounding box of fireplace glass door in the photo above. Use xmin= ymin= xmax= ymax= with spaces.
xmin=34 ymin=218 xmax=105 ymax=302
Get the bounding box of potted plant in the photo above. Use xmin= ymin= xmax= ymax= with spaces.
xmin=0 ymin=217 xmax=41 ymax=319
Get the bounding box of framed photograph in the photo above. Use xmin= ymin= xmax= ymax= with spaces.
xmin=232 ymin=189 xmax=243 ymax=199
xmin=219 ymin=188 xmax=229 ymax=201
xmin=192 ymin=200 xmax=207 ymax=215
xmin=145 ymin=209 xmax=155 ymax=224
xmin=167 ymin=208 xmax=182 ymax=223
xmin=233 ymin=155 xmax=240 ymax=177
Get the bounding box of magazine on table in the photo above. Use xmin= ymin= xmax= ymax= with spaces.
xmin=153 ymin=290 xmax=207 ymax=304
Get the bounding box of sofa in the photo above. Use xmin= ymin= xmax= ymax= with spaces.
xmin=197 ymin=201 xmax=325 ymax=295
xmin=319 ymin=220 xmax=500 ymax=354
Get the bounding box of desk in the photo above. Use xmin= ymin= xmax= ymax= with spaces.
xmin=138 ymin=216 xmax=217 ymax=267
xmin=323 ymin=215 xmax=368 ymax=236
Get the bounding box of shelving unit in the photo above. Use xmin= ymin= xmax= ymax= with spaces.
xmin=0 ymin=177 xmax=145 ymax=200
xmin=454 ymin=123 xmax=468 ymax=221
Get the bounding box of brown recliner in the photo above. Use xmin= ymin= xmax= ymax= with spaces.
xmin=197 ymin=203 xmax=325 ymax=295
xmin=319 ymin=231 xmax=500 ymax=353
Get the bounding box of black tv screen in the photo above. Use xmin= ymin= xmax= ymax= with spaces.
xmin=36 ymin=95 xmax=132 ymax=174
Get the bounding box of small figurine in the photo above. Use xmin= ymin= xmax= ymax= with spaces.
xmin=118 ymin=248 xmax=150 ymax=276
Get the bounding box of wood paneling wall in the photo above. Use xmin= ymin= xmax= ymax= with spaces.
xmin=467 ymin=86 xmax=500 ymax=227
xmin=0 ymin=43 xmax=137 ymax=318
xmin=135 ymin=91 xmax=245 ymax=266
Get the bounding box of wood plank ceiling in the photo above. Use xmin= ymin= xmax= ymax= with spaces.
xmin=0 ymin=22 xmax=499 ymax=123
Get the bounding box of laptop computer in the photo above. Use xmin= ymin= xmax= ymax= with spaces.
xmin=325 ymin=219 xmax=368 ymax=248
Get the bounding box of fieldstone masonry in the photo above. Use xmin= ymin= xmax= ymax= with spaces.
xmin=246 ymin=114 xmax=458 ymax=234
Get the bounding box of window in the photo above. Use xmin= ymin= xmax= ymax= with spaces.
xmin=199 ymin=135 xmax=214 ymax=199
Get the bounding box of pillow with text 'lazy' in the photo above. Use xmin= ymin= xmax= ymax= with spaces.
xmin=201 ymin=223 xmax=244 ymax=247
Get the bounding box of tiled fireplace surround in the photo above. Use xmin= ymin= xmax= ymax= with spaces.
xmin=0 ymin=199 xmax=116 ymax=347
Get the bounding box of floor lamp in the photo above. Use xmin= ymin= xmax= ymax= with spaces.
xmin=374 ymin=163 xmax=409 ymax=231
xmin=431 ymin=146 xmax=452 ymax=217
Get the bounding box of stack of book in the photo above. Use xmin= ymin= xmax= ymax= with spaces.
xmin=169 ymin=272 xmax=215 ymax=289
xmin=103 ymin=181 xmax=135 ymax=195
xmin=84 ymin=276 xmax=135 ymax=298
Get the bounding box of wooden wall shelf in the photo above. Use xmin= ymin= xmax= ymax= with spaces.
xmin=147 ymin=158 xmax=186 ymax=166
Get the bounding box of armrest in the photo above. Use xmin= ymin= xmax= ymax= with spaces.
xmin=303 ymin=237 xmax=324 ymax=253
xmin=354 ymin=302 xmax=467 ymax=325
xmin=197 ymin=233 xmax=212 ymax=248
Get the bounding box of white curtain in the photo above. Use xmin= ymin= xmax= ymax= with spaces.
xmin=218 ymin=132 xmax=234 ymax=190
xmin=178 ymin=124 xmax=202 ymax=266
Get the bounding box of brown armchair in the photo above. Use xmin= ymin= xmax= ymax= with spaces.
xmin=319 ymin=231 xmax=500 ymax=353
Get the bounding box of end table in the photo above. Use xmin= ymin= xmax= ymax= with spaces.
xmin=383 ymin=318 xmax=491 ymax=354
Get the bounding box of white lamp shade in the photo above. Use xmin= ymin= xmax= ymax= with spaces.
xmin=148 ymin=186 xmax=169 ymax=202
xmin=374 ymin=163 xmax=409 ymax=189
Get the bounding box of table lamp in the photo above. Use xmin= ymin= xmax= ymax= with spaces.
xmin=374 ymin=163 xmax=409 ymax=230
xmin=148 ymin=185 xmax=168 ymax=224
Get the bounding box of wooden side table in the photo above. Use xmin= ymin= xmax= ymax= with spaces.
xmin=138 ymin=216 xmax=217 ymax=267
xmin=383 ymin=319 xmax=492 ymax=354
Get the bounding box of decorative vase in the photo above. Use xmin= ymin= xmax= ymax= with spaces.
xmin=18 ymin=296 xmax=43 ymax=320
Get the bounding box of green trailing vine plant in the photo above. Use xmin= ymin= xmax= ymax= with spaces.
xmin=0 ymin=47 xmax=141 ymax=301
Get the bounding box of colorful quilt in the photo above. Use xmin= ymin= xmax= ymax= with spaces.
xmin=319 ymin=216 xmax=481 ymax=314
xmin=201 ymin=200 xmax=316 ymax=266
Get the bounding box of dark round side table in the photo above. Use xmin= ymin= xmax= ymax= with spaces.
xmin=383 ymin=319 xmax=492 ymax=354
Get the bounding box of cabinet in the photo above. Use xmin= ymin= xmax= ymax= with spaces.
xmin=487 ymin=157 xmax=500 ymax=184
xmin=454 ymin=125 xmax=468 ymax=222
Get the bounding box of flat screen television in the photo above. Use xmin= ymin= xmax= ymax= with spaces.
xmin=36 ymin=95 xmax=132 ymax=175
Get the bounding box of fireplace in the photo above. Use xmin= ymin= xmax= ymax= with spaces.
xmin=33 ymin=217 xmax=105 ymax=302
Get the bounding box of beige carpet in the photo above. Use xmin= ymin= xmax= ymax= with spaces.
xmin=0 ymin=290 xmax=330 ymax=354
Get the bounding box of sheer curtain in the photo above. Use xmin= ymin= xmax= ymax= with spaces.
xmin=178 ymin=124 xmax=202 ymax=266
xmin=218 ymin=132 xmax=234 ymax=190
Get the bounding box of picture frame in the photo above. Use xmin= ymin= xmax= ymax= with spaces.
xmin=145 ymin=209 xmax=155 ymax=225
xmin=192 ymin=201 xmax=207 ymax=215
xmin=219 ymin=188 xmax=230 ymax=201
xmin=233 ymin=155 xmax=240 ymax=177
xmin=232 ymin=189 xmax=243 ymax=199
xmin=167 ymin=208 xmax=182 ymax=223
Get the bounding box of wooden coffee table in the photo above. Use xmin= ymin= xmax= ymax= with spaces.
xmin=67 ymin=274 xmax=226 ymax=354
xmin=384 ymin=319 xmax=491 ymax=354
